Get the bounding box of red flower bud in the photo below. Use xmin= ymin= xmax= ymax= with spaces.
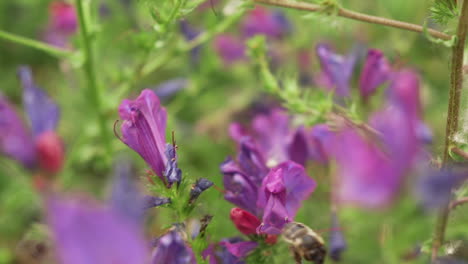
xmin=36 ymin=131 xmax=64 ymax=174
xmin=265 ymin=234 xmax=278 ymax=245
xmin=230 ymin=208 xmax=261 ymax=235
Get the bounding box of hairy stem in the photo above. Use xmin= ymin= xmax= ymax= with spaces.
xmin=0 ymin=30 xmax=73 ymax=58
xmin=432 ymin=0 xmax=468 ymax=260
xmin=253 ymin=0 xmax=452 ymax=40
xmin=451 ymin=147 xmax=468 ymax=160
xmin=75 ymin=0 xmax=111 ymax=153
xmin=449 ymin=197 xmax=468 ymax=210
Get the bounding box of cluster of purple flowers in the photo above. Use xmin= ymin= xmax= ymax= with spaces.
xmin=0 ymin=66 xmax=64 ymax=178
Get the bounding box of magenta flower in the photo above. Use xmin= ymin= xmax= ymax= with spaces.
xmin=151 ymin=230 xmax=197 ymax=264
xmin=230 ymin=108 xmax=307 ymax=168
xmin=331 ymin=128 xmax=401 ymax=208
xmin=202 ymin=238 xmax=249 ymax=264
xmin=46 ymin=195 xmax=149 ymax=264
xmin=241 ymin=7 xmax=290 ymax=39
xmin=0 ymin=96 xmax=36 ymax=168
xmin=359 ymin=49 xmax=392 ymax=100
xmin=119 ymin=89 xmax=182 ymax=186
xmin=220 ymin=241 xmax=258 ymax=258
xmin=213 ymin=34 xmax=246 ymax=65
xmin=257 ymin=161 xmax=316 ymax=234
xmin=315 ymin=43 xmax=357 ymax=97
xmin=43 ymin=1 xmax=77 ymax=48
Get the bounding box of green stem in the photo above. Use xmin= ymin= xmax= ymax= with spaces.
xmin=0 ymin=29 xmax=73 ymax=58
xmin=432 ymin=0 xmax=468 ymax=260
xmin=75 ymin=0 xmax=111 ymax=154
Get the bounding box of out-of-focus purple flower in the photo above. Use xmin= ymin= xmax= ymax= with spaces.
xmin=18 ymin=66 xmax=60 ymax=137
xmin=43 ymin=1 xmax=77 ymax=48
xmin=152 ymin=230 xmax=196 ymax=264
xmin=180 ymin=20 xmax=202 ymax=64
xmin=359 ymin=49 xmax=392 ymax=100
xmin=386 ymin=69 xmax=421 ymax=121
xmin=153 ymin=78 xmax=188 ymax=101
xmin=415 ymin=169 xmax=467 ymax=211
xmin=214 ymin=34 xmax=246 ymax=65
xmin=241 ymin=7 xmax=290 ymax=39
xmin=331 ymin=128 xmax=401 ymax=208
xmin=0 ymin=96 xmax=36 ymax=168
xmin=49 ymin=1 xmax=77 ymax=34
xmin=230 ymin=108 xmax=307 ymax=168
xmin=189 ymin=178 xmax=214 ymax=203
xmin=315 ymin=43 xmax=357 ymax=97
xmin=257 ymin=161 xmax=316 ymax=234
xmin=118 ymin=89 xmax=169 ymax=183
xmin=220 ymin=241 xmax=258 ymax=258
xmin=46 ymin=195 xmax=149 ymax=264
xmin=329 ymin=213 xmax=346 ymax=261
xmin=202 ymin=238 xmax=247 ymax=264
xmin=308 ymin=124 xmax=334 ymax=163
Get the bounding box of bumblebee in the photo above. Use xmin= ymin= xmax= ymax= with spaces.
xmin=282 ymin=222 xmax=327 ymax=264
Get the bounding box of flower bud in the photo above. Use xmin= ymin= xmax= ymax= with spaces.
xmin=36 ymin=131 xmax=64 ymax=174
xmin=230 ymin=208 xmax=261 ymax=235
xmin=189 ymin=178 xmax=213 ymax=203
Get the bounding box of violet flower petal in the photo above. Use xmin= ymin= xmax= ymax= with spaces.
xmin=241 ymin=7 xmax=289 ymax=39
xmin=359 ymin=49 xmax=392 ymax=100
xmin=387 ymin=69 xmax=421 ymax=120
xmin=189 ymin=178 xmax=214 ymax=202
xmin=332 ymin=128 xmax=401 ymax=208
xmin=46 ymin=196 xmax=149 ymax=264
xmin=142 ymin=196 xmax=171 ymax=210
xmin=214 ymin=34 xmax=246 ymax=65
xmin=164 ymin=143 xmax=182 ymax=186
xmin=257 ymin=194 xmax=290 ymax=235
xmin=221 ymin=158 xmax=260 ymax=216
xmin=119 ymin=89 xmax=168 ymax=181
xmin=220 ymin=241 xmax=257 ymax=258
xmin=288 ymin=128 xmax=309 ymax=166
xmin=152 ymin=230 xmax=196 ymax=264
xmin=18 ymin=66 xmax=60 ymax=137
xmin=0 ymin=96 xmax=36 ymax=168
xmin=179 ymin=20 xmax=202 ymax=64
xmin=153 ymin=78 xmax=188 ymax=101
xmin=316 ymin=43 xmax=356 ymax=97
xmin=308 ymin=124 xmax=334 ymax=163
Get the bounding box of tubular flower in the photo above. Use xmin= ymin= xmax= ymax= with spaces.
xmin=0 ymin=96 xmax=36 ymax=168
xmin=229 ymin=108 xmax=307 ymax=168
xmin=213 ymin=34 xmax=246 ymax=65
xmin=315 ymin=43 xmax=357 ymax=97
xmin=119 ymin=89 xmax=182 ymax=186
xmin=43 ymin=1 xmax=77 ymax=47
xmin=46 ymin=195 xmax=149 ymax=264
xmin=359 ymin=49 xmax=392 ymax=100
xmin=151 ymin=230 xmax=197 ymax=264
xmin=202 ymin=238 xmax=249 ymax=264
xmin=1 ymin=66 xmax=63 ymax=173
xmin=257 ymin=161 xmax=316 ymax=234
xmin=220 ymin=241 xmax=258 ymax=258
xmin=241 ymin=7 xmax=291 ymax=39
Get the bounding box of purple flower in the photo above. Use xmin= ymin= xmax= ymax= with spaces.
xmin=189 ymin=178 xmax=214 ymax=203
xmin=241 ymin=7 xmax=290 ymax=39
xmin=43 ymin=1 xmax=77 ymax=48
xmin=46 ymin=195 xmax=149 ymax=264
xmin=18 ymin=66 xmax=60 ymax=137
xmin=0 ymin=96 xmax=36 ymax=168
xmin=152 ymin=78 xmax=188 ymax=101
xmin=214 ymin=34 xmax=246 ymax=65
xmin=220 ymin=241 xmax=258 ymax=258
xmin=257 ymin=161 xmax=316 ymax=234
xmin=386 ymin=69 xmax=421 ymax=121
xmin=359 ymin=49 xmax=392 ymax=100
xmin=331 ymin=128 xmax=401 ymax=208
xmin=221 ymin=154 xmax=264 ymax=215
xmin=151 ymin=230 xmax=196 ymax=264
xmin=230 ymin=108 xmax=307 ymax=168
xmin=315 ymin=43 xmax=357 ymax=97
xmin=179 ymin=20 xmax=202 ymax=64
xmin=307 ymin=124 xmax=334 ymax=163
xmin=202 ymin=238 xmax=247 ymax=264
xmin=119 ymin=89 xmax=174 ymax=184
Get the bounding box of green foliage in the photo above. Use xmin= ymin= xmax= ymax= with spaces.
xmin=430 ymin=0 xmax=459 ymax=26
